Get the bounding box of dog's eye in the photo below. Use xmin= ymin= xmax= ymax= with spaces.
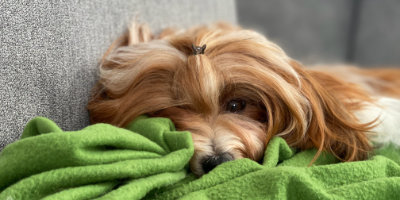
xmin=226 ymin=99 xmax=246 ymax=113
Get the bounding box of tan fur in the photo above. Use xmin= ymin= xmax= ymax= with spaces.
xmin=88 ymin=22 xmax=397 ymax=175
xmin=310 ymin=66 xmax=400 ymax=98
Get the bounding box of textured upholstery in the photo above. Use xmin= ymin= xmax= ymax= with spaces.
xmin=0 ymin=0 xmax=237 ymax=149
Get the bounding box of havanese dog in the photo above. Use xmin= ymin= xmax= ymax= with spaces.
xmin=88 ymin=22 xmax=400 ymax=176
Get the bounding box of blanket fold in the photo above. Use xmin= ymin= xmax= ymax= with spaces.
xmin=0 ymin=116 xmax=193 ymax=200
xmin=1 ymin=116 xmax=400 ymax=200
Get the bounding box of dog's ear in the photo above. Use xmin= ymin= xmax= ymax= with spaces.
xmin=289 ymin=60 xmax=374 ymax=162
xmin=89 ymin=22 xmax=153 ymax=124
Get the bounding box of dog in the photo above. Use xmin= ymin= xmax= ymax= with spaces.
xmin=88 ymin=22 xmax=400 ymax=176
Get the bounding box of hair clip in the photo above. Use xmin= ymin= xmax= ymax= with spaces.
xmin=192 ymin=44 xmax=207 ymax=55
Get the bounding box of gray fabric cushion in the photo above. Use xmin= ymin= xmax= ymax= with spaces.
xmin=354 ymin=0 xmax=400 ymax=66
xmin=0 ymin=0 xmax=237 ymax=149
xmin=237 ymin=0 xmax=351 ymax=64
xmin=237 ymin=0 xmax=400 ymax=66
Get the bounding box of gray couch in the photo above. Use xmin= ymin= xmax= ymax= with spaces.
xmin=0 ymin=0 xmax=237 ymax=149
xmin=237 ymin=0 xmax=400 ymax=66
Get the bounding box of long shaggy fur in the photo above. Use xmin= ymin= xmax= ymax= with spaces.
xmin=88 ymin=22 xmax=400 ymax=175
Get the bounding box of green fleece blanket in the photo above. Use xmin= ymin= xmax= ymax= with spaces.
xmin=1 ymin=117 xmax=400 ymax=199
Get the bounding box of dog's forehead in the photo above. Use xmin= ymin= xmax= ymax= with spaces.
xmin=166 ymin=28 xmax=299 ymax=82
xmin=122 ymin=27 xmax=302 ymax=113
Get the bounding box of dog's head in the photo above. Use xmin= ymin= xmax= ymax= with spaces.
xmin=88 ymin=23 xmax=373 ymax=175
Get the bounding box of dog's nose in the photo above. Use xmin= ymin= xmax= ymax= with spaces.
xmin=201 ymin=152 xmax=234 ymax=173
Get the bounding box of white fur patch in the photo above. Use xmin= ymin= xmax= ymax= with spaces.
xmin=355 ymin=97 xmax=400 ymax=146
